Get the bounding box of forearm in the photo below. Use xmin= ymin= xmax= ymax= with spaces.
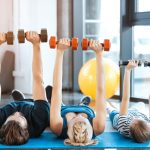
xmin=95 ymin=53 xmax=106 ymax=116
xmin=52 ymin=50 xmax=64 ymax=102
xmin=120 ymin=69 xmax=131 ymax=115
xmin=32 ymin=44 xmax=43 ymax=83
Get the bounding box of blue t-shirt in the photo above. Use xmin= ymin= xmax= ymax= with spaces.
xmin=0 ymin=100 xmax=50 ymax=137
xmin=59 ymin=105 xmax=95 ymax=139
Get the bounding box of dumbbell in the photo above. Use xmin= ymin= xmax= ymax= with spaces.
xmin=81 ymin=38 xmax=110 ymax=51
xmin=49 ymin=36 xmax=78 ymax=50
xmin=144 ymin=61 xmax=150 ymax=67
xmin=4 ymin=31 xmax=14 ymax=45
xmin=18 ymin=29 xmax=48 ymax=43
xmin=119 ymin=60 xmax=142 ymax=67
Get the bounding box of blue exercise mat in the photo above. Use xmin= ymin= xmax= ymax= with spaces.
xmin=0 ymin=131 xmax=150 ymax=149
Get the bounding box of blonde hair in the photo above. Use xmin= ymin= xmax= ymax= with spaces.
xmin=64 ymin=121 xmax=98 ymax=146
xmin=130 ymin=119 xmax=150 ymax=143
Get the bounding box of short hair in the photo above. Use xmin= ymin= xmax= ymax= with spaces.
xmin=0 ymin=120 xmax=29 ymax=145
xmin=130 ymin=119 xmax=150 ymax=143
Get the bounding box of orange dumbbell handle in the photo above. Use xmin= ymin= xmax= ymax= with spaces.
xmin=82 ymin=39 xmax=110 ymax=51
xmin=50 ymin=36 xmax=78 ymax=50
xmin=56 ymin=40 xmax=78 ymax=50
xmin=24 ymin=32 xmax=41 ymax=37
xmin=87 ymin=40 xmax=110 ymax=51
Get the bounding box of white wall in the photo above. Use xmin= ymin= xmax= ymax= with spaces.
xmin=0 ymin=0 xmax=13 ymax=63
xmin=0 ymin=0 xmax=56 ymax=94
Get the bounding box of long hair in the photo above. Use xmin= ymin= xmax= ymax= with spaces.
xmin=130 ymin=119 xmax=150 ymax=143
xmin=0 ymin=120 xmax=29 ymax=145
xmin=64 ymin=121 xmax=97 ymax=146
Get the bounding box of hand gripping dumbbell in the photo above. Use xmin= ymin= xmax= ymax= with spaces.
xmin=49 ymin=36 xmax=78 ymax=50
xmin=81 ymin=38 xmax=111 ymax=51
xmin=4 ymin=31 xmax=14 ymax=45
xmin=18 ymin=29 xmax=48 ymax=43
xmin=144 ymin=61 xmax=150 ymax=67
xmin=119 ymin=60 xmax=142 ymax=67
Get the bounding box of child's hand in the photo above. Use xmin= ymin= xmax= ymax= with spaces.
xmin=57 ymin=38 xmax=70 ymax=51
xmin=26 ymin=31 xmax=40 ymax=45
xmin=126 ymin=60 xmax=139 ymax=70
xmin=89 ymin=39 xmax=103 ymax=54
xmin=0 ymin=32 xmax=6 ymax=45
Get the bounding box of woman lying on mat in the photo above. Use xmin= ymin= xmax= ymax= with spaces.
xmin=107 ymin=60 xmax=150 ymax=143
xmin=50 ymin=38 xmax=106 ymax=146
xmin=0 ymin=32 xmax=49 ymax=145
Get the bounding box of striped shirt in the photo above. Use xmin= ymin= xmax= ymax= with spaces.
xmin=113 ymin=110 xmax=150 ymax=138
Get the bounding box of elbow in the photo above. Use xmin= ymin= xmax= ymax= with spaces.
xmin=33 ymin=74 xmax=43 ymax=83
xmin=96 ymin=126 xmax=105 ymax=136
xmin=94 ymin=123 xmax=105 ymax=135
xmin=51 ymin=90 xmax=62 ymax=100
xmin=97 ymin=87 xmax=105 ymax=95
xmin=50 ymin=121 xmax=62 ymax=136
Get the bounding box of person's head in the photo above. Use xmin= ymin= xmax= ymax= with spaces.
xmin=0 ymin=112 xmax=29 ymax=145
xmin=130 ymin=118 xmax=150 ymax=143
xmin=64 ymin=114 xmax=97 ymax=146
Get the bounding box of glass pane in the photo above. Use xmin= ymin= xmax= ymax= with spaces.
xmin=86 ymin=0 xmax=101 ymax=20
xmin=137 ymin=0 xmax=150 ymax=12
xmin=133 ymin=26 xmax=150 ymax=99
xmin=85 ymin=23 xmax=100 ymax=35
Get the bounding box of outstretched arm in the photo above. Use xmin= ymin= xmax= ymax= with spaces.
xmin=50 ymin=38 xmax=70 ymax=135
xmin=26 ymin=32 xmax=46 ymax=101
xmin=90 ymin=40 xmax=107 ymax=135
xmin=120 ymin=60 xmax=138 ymax=115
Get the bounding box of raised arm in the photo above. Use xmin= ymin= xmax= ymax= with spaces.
xmin=26 ymin=32 xmax=46 ymax=101
xmin=50 ymin=38 xmax=70 ymax=135
xmin=89 ymin=40 xmax=107 ymax=135
xmin=120 ymin=60 xmax=138 ymax=115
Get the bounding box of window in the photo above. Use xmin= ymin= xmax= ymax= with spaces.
xmin=74 ymin=0 xmax=150 ymax=101
xmin=133 ymin=26 xmax=150 ymax=99
xmin=120 ymin=0 xmax=150 ymax=101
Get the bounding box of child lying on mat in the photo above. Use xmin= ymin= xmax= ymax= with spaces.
xmin=49 ymin=38 xmax=106 ymax=146
xmin=0 ymin=32 xmax=49 ymax=145
xmin=107 ymin=60 xmax=150 ymax=143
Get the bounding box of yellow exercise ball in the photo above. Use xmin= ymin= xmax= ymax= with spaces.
xmin=78 ymin=58 xmax=120 ymax=100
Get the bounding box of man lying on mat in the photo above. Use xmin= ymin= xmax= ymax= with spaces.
xmin=0 ymin=32 xmax=49 ymax=145
xmin=49 ymin=38 xmax=106 ymax=146
xmin=107 ymin=60 xmax=150 ymax=143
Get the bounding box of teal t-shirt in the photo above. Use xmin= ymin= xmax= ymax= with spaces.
xmin=59 ymin=105 xmax=95 ymax=139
